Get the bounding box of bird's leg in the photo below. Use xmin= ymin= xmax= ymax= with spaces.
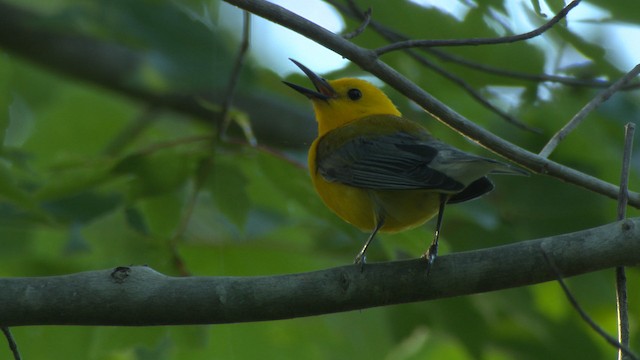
xmin=422 ymin=193 xmax=447 ymax=274
xmin=354 ymin=214 xmax=385 ymax=270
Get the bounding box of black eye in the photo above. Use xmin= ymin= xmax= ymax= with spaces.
xmin=347 ymin=88 xmax=362 ymax=101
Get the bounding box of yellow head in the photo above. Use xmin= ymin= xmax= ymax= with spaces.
xmin=284 ymin=59 xmax=401 ymax=136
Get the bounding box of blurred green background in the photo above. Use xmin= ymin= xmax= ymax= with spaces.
xmin=1 ymin=0 xmax=639 ymax=359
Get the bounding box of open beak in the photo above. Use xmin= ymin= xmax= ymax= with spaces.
xmin=283 ymin=59 xmax=336 ymax=100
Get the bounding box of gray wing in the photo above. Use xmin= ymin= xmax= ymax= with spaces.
xmin=316 ymin=131 xmax=465 ymax=192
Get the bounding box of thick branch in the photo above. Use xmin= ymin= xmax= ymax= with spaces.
xmin=1 ymin=219 xmax=639 ymax=326
xmin=223 ymin=0 xmax=640 ymax=208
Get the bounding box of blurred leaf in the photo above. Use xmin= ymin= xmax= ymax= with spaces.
xmin=135 ymin=192 xmax=184 ymax=238
xmin=35 ymin=158 xmax=116 ymax=201
xmin=42 ymin=190 xmax=121 ymax=223
xmin=64 ymin=221 xmax=91 ymax=254
xmin=135 ymin=335 xmax=172 ymax=360
xmin=114 ymin=149 xmax=199 ymax=200
xmin=6 ymin=93 xmax=35 ymax=147
xmin=22 ymin=84 xmax=134 ymax=158
xmin=588 ymin=0 xmax=640 ymax=25
xmin=86 ymin=0 xmax=238 ymax=91
xmin=0 ymin=56 xmax=12 ymax=147
xmin=207 ymin=154 xmax=250 ymax=229
xmin=0 ymin=160 xmax=37 ymax=210
xmin=125 ymin=206 xmax=149 ymax=235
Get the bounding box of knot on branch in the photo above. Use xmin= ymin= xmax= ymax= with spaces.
xmin=110 ymin=266 xmax=132 ymax=284
xmin=621 ymin=218 xmax=635 ymax=232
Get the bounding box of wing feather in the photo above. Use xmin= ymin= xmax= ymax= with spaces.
xmin=316 ymin=130 xmax=464 ymax=192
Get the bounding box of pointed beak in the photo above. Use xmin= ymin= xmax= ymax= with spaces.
xmin=283 ymin=59 xmax=336 ymax=100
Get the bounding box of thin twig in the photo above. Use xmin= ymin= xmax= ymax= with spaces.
xmin=168 ymin=169 xmax=201 ymax=276
xmin=169 ymin=11 xmax=252 ymax=274
xmin=342 ymin=7 xmax=371 ymax=39
xmin=617 ymin=266 xmax=630 ymax=360
xmin=334 ymin=0 xmax=640 ymax=91
xmin=177 ymin=10 xmax=250 ymax=269
xmin=616 ymin=123 xmax=634 ymax=220
xmin=616 ymin=122 xmax=635 ymax=360
xmin=539 ymin=63 xmax=640 ymax=158
xmin=540 ymin=252 xmax=638 ymax=360
xmin=1 ymin=327 xmax=21 ymax=360
xmin=218 ymin=10 xmax=251 ymax=140
xmin=374 ymin=0 xmax=581 ymax=55
xmin=424 ymin=47 xmax=640 ymax=90
xmin=403 ymin=47 xmax=541 ymax=133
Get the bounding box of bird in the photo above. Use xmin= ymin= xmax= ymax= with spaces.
xmin=283 ymin=59 xmax=528 ymax=271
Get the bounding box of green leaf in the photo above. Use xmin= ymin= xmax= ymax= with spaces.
xmin=0 ymin=56 xmax=11 ymax=148
xmin=42 ymin=191 xmax=122 ymax=223
xmin=207 ymin=155 xmax=250 ymax=229
xmin=113 ymin=150 xmax=197 ymax=200
xmin=5 ymin=94 xmax=35 ymax=147
xmin=64 ymin=222 xmax=91 ymax=254
xmin=124 ymin=206 xmax=149 ymax=235
xmin=35 ymin=158 xmax=116 ymax=201
xmin=0 ymin=161 xmax=33 ymax=207
xmin=135 ymin=192 xmax=184 ymax=238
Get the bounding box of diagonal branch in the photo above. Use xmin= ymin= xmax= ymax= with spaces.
xmin=223 ymin=0 xmax=640 ymax=208
xmin=539 ymin=63 xmax=640 ymax=158
xmin=390 ymin=47 xmax=541 ymax=133
xmin=1 ymin=218 xmax=639 ymax=326
xmin=542 ymin=252 xmax=638 ymax=360
xmin=1 ymin=327 xmax=20 ymax=360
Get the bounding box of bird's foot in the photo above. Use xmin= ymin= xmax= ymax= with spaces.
xmin=353 ymin=253 xmax=366 ymax=272
xmin=421 ymin=243 xmax=438 ymax=275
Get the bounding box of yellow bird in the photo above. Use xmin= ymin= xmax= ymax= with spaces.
xmin=284 ymin=59 xmax=527 ymax=270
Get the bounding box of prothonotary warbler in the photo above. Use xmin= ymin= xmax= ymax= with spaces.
xmin=284 ymin=59 xmax=528 ymax=271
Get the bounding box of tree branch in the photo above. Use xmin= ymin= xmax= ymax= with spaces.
xmin=341 ymin=7 xmax=371 ymax=40
xmin=1 ymin=327 xmax=20 ymax=360
xmin=399 ymin=47 xmax=541 ymax=133
xmin=616 ymin=123 xmax=635 ymax=359
xmin=542 ymin=252 xmax=638 ymax=360
xmin=539 ymin=64 xmax=640 ymax=158
xmin=1 ymin=219 xmax=639 ymax=326
xmin=424 ymin=47 xmax=640 ymax=90
xmin=333 ymin=0 xmax=640 ymax=91
xmin=222 ymin=0 xmax=640 ymax=208
xmin=373 ymin=0 xmax=581 ymax=55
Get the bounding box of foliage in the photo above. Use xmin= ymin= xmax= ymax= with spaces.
xmin=1 ymin=0 xmax=639 ymax=359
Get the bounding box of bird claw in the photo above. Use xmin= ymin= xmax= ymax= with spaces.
xmin=354 ymin=253 xmax=366 ymax=272
xmin=421 ymin=243 xmax=438 ymax=274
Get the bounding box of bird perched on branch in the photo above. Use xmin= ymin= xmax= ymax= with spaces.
xmin=284 ymin=59 xmax=527 ymax=271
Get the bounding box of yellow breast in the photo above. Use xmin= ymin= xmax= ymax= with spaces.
xmin=309 ymin=137 xmax=442 ymax=233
